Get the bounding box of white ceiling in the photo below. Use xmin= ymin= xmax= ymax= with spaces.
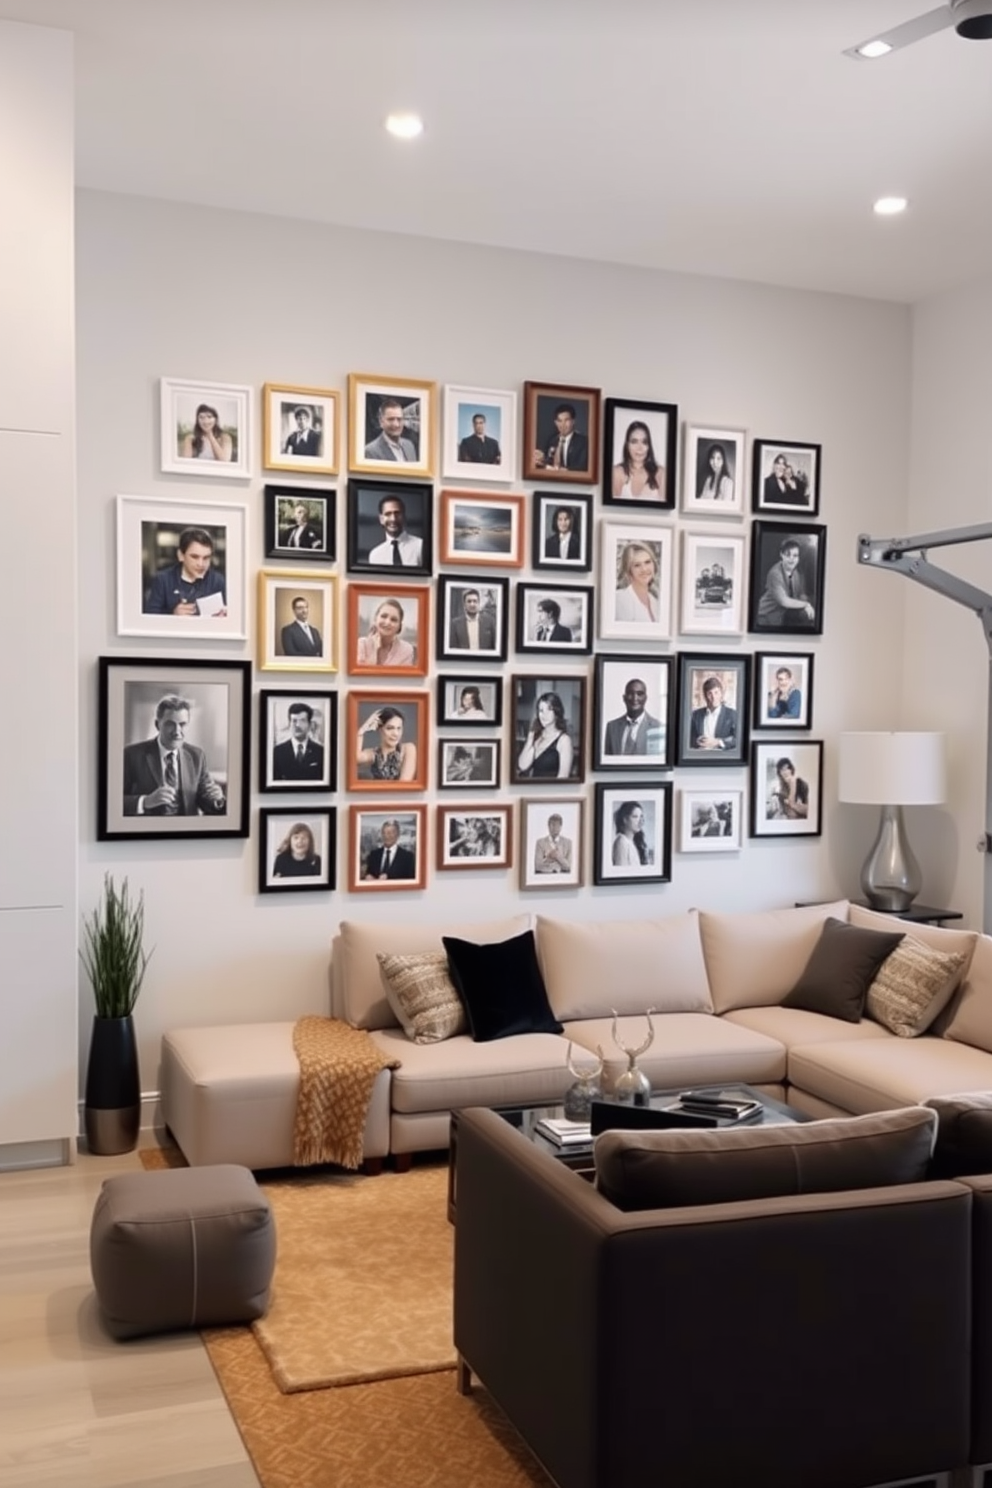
xmin=5 ymin=0 xmax=992 ymax=302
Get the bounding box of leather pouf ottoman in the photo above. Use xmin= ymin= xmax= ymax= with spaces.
xmin=90 ymin=1163 xmax=276 ymax=1339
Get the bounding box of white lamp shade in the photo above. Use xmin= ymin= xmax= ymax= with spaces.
xmin=838 ymin=731 xmax=946 ymax=806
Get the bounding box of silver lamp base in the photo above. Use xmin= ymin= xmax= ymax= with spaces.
xmin=860 ymin=803 xmax=922 ymax=913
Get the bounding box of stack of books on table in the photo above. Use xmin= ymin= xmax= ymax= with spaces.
xmin=535 ymin=1116 xmax=593 ymax=1146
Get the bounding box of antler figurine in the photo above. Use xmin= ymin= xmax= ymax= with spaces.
xmin=563 ymin=1040 xmax=605 ymax=1119
xmin=611 ymin=1008 xmax=656 ymax=1105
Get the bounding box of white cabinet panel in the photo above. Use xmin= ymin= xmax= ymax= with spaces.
xmin=0 ymin=908 xmax=77 ymax=1145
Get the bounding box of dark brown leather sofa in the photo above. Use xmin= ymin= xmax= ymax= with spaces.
xmin=452 ymin=1106 xmax=974 ymax=1488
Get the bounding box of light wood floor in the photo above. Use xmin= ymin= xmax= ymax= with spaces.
xmin=0 ymin=1141 xmax=259 ymax=1487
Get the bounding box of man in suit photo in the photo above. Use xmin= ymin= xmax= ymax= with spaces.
xmin=458 ymin=412 xmax=501 ymax=465
xmin=279 ymin=500 xmax=324 ymax=551
xmin=532 ymin=597 xmax=572 ymax=644
xmin=364 ymin=397 xmax=418 ymax=463
xmin=603 ymin=677 xmax=663 ymax=757
xmin=122 ymin=693 xmax=226 ymax=816
xmin=449 ymin=587 xmax=497 ymax=652
xmin=280 ymin=595 xmax=323 ymax=657
xmin=367 ymin=493 xmax=423 ymax=566
xmin=143 ymin=526 xmax=227 ymax=616
xmin=533 ymin=402 xmax=589 ymax=472
xmin=689 ymin=676 xmax=738 ymax=752
xmin=272 ymin=701 xmax=325 ymax=782
xmin=283 ymin=406 xmax=322 ymax=458
xmin=544 ymin=505 xmax=581 ymax=561
xmin=363 ymin=818 xmax=416 ymax=880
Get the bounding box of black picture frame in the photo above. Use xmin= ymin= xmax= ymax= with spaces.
xmin=515 ymin=581 xmax=593 ymax=656
xmin=436 ymin=675 xmax=504 ymax=728
xmin=752 ymin=651 xmax=815 ymax=731
xmin=602 ymin=396 xmax=678 ymax=511
xmin=747 ymin=521 xmax=826 ymax=636
xmin=435 ymin=575 xmax=509 ymax=663
xmin=346 ymin=477 xmax=433 ymax=576
xmin=531 ymin=491 xmax=593 ymax=572
xmin=437 ymin=738 xmax=502 ymax=789
xmin=751 ymin=439 xmax=821 ymax=517
xmin=258 ymin=807 xmax=336 ymax=893
xmin=592 ymin=655 xmax=675 ymax=770
xmin=263 ymin=484 xmax=336 ymax=563
xmin=749 ymin=740 xmax=824 ymax=838
xmin=509 ymin=672 xmax=586 ymax=785
xmin=593 ymin=781 xmax=673 ymax=886
xmin=675 ymin=652 xmax=751 ymax=767
xmin=258 ymin=689 xmax=337 ymax=793
xmin=522 ymin=381 xmax=600 ymax=485
xmin=97 ymin=656 xmax=250 ymax=841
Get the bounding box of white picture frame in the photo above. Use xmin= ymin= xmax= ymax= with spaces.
xmin=678 ymin=528 xmax=747 ymax=637
xmin=678 ymin=788 xmax=743 ymax=853
xmin=597 ymin=519 xmax=673 ymax=642
xmin=442 ymin=384 xmax=518 ymax=482
xmin=160 ymin=377 xmax=252 ymax=479
xmin=116 ymin=494 xmax=248 ymax=640
xmin=681 ymin=424 xmax=747 ymax=516
xmin=519 ymin=796 xmax=584 ymax=890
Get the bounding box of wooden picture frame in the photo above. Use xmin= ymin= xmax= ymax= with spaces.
xmin=602 ymin=396 xmax=678 ymax=510
xmin=435 ymin=675 xmax=503 ymax=728
xmin=436 ymin=804 xmax=513 ymax=869
xmin=435 ymin=575 xmax=509 ymax=662
xmin=263 ymin=484 xmax=335 ymax=563
xmin=515 ymin=582 xmax=593 ymax=656
xmin=749 ymin=740 xmax=824 ymax=838
xmin=531 ymin=491 xmax=592 ymax=572
xmin=159 ymin=376 xmax=252 ymax=479
xmin=437 ymin=738 xmax=501 ymax=789
xmin=592 ymin=655 xmax=674 ymax=770
xmin=752 ymin=651 xmax=814 ymax=730
xmin=348 ymin=373 xmax=436 ymax=478
xmin=676 ymin=652 xmax=751 ymax=767
xmin=442 ymin=384 xmax=518 ymax=482
xmin=349 ymin=804 xmax=427 ymax=891
xmin=346 ymin=689 xmax=429 ymax=792
xmin=347 ymin=582 xmax=430 ymax=678
xmin=258 ymin=808 xmax=336 ymax=893
xmin=752 ymin=439 xmax=821 ymax=517
xmin=519 ymin=797 xmax=584 ymax=890
xmin=522 ymin=381 xmax=600 ymax=484
xmin=678 ymin=788 xmax=744 ymax=853
xmin=747 ymin=521 xmax=827 ymax=636
xmin=257 ymin=570 xmax=338 ymax=673
xmin=438 ymin=490 xmax=525 ymax=567
xmin=262 ymin=382 xmax=339 ymax=476
xmin=346 ymin=478 xmax=432 ymax=576
xmin=593 ymin=781 xmax=673 ymax=886
xmin=509 ymin=673 xmax=586 ymax=785
xmin=116 ymin=493 xmax=248 ymax=640
xmin=258 ymin=689 xmax=337 ymax=793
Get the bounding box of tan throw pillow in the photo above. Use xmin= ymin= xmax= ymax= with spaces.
xmin=376 ymin=952 xmax=467 ymax=1044
xmin=866 ymin=936 xmax=969 ymax=1038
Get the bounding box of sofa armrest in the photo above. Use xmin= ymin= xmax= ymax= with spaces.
xmin=453 ymin=1106 xmax=971 ymax=1488
xmin=956 ymin=1174 xmax=992 ymax=1465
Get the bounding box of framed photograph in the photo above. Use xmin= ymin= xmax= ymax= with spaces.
xmin=159 ymin=377 xmax=251 ymax=480
xmin=752 ymin=440 xmax=821 ymax=517
xmin=438 ymin=490 xmax=525 ymax=567
xmin=515 ymin=582 xmax=593 ymax=656
xmin=593 ymin=782 xmax=673 ymax=886
xmin=257 ymin=570 xmax=338 ymax=673
xmin=436 ymin=575 xmax=509 ymax=662
xmin=522 ymin=381 xmax=600 ymax=484
xmin=261 ymin=383 xmax=339 ymax=476
xmin=676 ymin=652 xmax=751 ymax=767
xmin=116 ymin=494 xmax=247 ymax=640
xmin=437 ymin=739 xmax=501 ymax=789
xmin=597 ymin=519 xmax=674 ymax=641
xmin=681 ymin=424 xmax=747 ymax=516
xmin=346 ymin=689 xmax=429 ymax=792
xmin=348 ymin=373 xmax=436 ymax=479
xmin=97 ymin=656 xmax=250 ymax=842
xmin=436 ymin=675 xmax=503 ymax=728
xmin=678 ymin=788 xmax=744 ymax=853
xmin=347 ymin=582 xmax=429 ymax=678
xmin=748 ymin=520 xmax=826 ymax=636
xmin=346 ymin=478 xmax=432 ymax=576
xmin=602 ymin=396 xmax=677 ymax=510
xmin=750 ymin=740 xmax=824 ymax=838
xmin=258 ymin=689 xmax=337 ymax=793
xmin=678 ymin=528 xmax=746 ymax=636
xmin=510 ymin=673 xmax=586 ymax=785
xmin=263 ymin=485 xmax=335 ymax=563
xmin=258 ymin=808 xmax=336 ymax=893
xmin=753 ymin=652 xmax=814 ymax=730
xmin=442 ymin=384 xmax=517 ymax=481
xmin=436 ymin=804 xmax=512 ymax=870
xmin=593 ymin=655 xmax=674 ymax=770
xmin=519 ymin=797 xmax=584 ymax=890
xmin=349 ymin=805 xmax=426 ymax=891
xmin=532 ymin=491 xmax=592 ymax=572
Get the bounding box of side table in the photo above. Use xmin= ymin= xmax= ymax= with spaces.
xmin=796 ymin=900 xmax=963 ymax=928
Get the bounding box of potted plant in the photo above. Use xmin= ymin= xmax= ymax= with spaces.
xmin=80 ymin=874 xmax=153 ymax=1155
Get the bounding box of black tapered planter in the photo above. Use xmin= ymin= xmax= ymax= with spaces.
xmin=84 ymin=1014 xmax=140 ymax=1155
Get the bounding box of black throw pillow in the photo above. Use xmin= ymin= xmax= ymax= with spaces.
xmin=442 ymin=930 xmax=563 ymax=1042
xmin=781 ymin=916 xmax=905 ymax=1023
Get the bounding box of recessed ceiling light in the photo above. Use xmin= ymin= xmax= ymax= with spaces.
xmin=857 ymin=39 xmax=893 ymax=58
xmin=873 ymin=196 xmax=909 ymax=216
xmin=385 ymin=113 xmax=423 ymax=140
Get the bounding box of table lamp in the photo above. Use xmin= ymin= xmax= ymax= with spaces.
xmin=838 ymin=732 xmax=947 ymax=912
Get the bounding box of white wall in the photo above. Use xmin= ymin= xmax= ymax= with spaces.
xmin=75 ymin=189 xmax=918 ymax=1101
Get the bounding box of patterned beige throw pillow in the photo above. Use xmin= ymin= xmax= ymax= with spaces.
xmin=377 ymin=951 xmax=467 ymax=1044
xmin=866 ymin=936 xmax=969 ymax=1038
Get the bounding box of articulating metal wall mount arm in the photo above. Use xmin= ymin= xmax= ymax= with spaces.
xmin=857 ymin=524 xmax=992 ymax=653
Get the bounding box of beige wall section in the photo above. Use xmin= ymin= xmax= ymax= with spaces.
xmin=0 ymin=21 xmax=77 ymax=1162
xmin=74 ymin=189 xmax=917 ymax=1103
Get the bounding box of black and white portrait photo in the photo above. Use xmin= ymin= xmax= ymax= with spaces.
xmin=752 ymin=439 xmax=821 ymax=516
xmin=519 ymin=797 xmax=584 ymax=890
xmin=678 ymin=788 xmax=743 ymax=853
xmin=510 ymin=674 xmax=585 ymax=785
xmin=259 ymin=808 xmax=335 ymax=893
xmin=258 ymin=690 xmax=336 ymax=793
xmin=516 ymin=583 xmax=593 ymax=655
xmin=681 ymin=425 xmax=746 ymax=516
xmin=679 ymin=530 xmax=746 ymax=636
xmin=437 ymin=805 xmax=512 ymax=870
xmin=602 ymin=396 xmax=678 ymax=510
xmin=262 ymin=383 xmax=338 ymax=476
xmin=438 ymin=740 xmax=500 ymax=789
xmin=532 ymin=493 xmax=592 ymax=572
xmin=747 ymin=521 xmax=826 ymax=636
xmin=750 ymin=741 xmax=823 ymax=838
xmin=436 ymin=676 xmax=503 ymax=727
xmin=437 ymin=576 xmax=508 ymax=662
xmin=593 ymin=655 xmax=673 ymax=770
xmin=265 ymin=486 xmax=334 ymax=562
xmin=348 ymin=374 xmax=436 ymax=479
xmin=346 ymin=479 xmax=432 ymax=576
xmin=593 ymin=783 xmax=672 ymax=886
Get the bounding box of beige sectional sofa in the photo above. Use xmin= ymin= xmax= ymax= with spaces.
xmin=160 ymin=898 xmax=992 ymax=1170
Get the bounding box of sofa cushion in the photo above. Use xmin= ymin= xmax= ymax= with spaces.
xmin=565 ymin=1012 xmax=786 ymax=1090
xmin=781 ymin=918 xmax=905 ymax=1023
xmin=850 ymin=904 xmax=978 ymax=1035
xmin=594 ymin=1107 xmax=937 ymax=1212
xmin=537 ymin=912 xmax=711 ymax=1022
xmin=943 ymin=935 xmax=992 ymax=1053
xmin=788 ymin=1034 xmax=992 ymax=1114
xmin=924 ymin=1092 xmax=992 ymax=1178
xmin=698 ymin=900 xmax=850 ymax=1014
xmin=725 ymin=1005 xmax=893 ymax=1050
xmin=443 ymin=930 xmax=563 ymax=1043
xmin=368 ymin=1027 xmax=572 ymax=1113
xmin=376 ymin=951 xmax=467 ymax=1044
xmin=866 ymin=936 xmax=970 ymax=1039
xmin=335 ymin=915 xmax=533 ymax=1029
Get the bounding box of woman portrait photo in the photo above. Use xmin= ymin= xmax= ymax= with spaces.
xmin=681 ymin=425 xmax=745 ymax=515
xmin=455 ymin=685 xmax=487 ymax=719
xmin=697 ymin=442 xmax=734 ymax=503
xmin=161 ymin=378 xmax=251 ymax=480
xmin=181 ymin=403 xmax=234 ymax=464
xmin=259 ymin=807 xmax=334 ymax=892
xmin=610 ymin=421 xmax=665 ymax=502
xmin=437 ymin=676 xmax=502 ymax=727
xmin=766 ymin=756 xmax=809 ymax=821
xmin=349 ymin=584 xmax=427 ymax=677
xmin=516 ymin=691 xmax=574 ymax=781
xmin=594 ymin=782 xmax=672 ymax=885
xmin=602 ymin=397 xmax=676 ymax=510
xmin=355 ymin=705 xmax=418 ymax=783
xmin=750 ymin=741 xmax=822 ymax=837
xmin=599 ymin=522 xmax=672 ymax=641
xmin=272 ymin=820 xmax=322 ymax=878
xmin=611 ymin=799 xmax=653 ymax=868
xmin=357 ymin=596 xmax=415 ymax=669
xmin=439 ymin=740 xmax=499 ymax=787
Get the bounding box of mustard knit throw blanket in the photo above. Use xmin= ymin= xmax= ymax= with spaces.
xmin=292 ymin=1017 xmax=400 ymax=1170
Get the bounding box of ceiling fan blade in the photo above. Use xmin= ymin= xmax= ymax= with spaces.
xmin=844 ymin=5 xmax=954 ymax=57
